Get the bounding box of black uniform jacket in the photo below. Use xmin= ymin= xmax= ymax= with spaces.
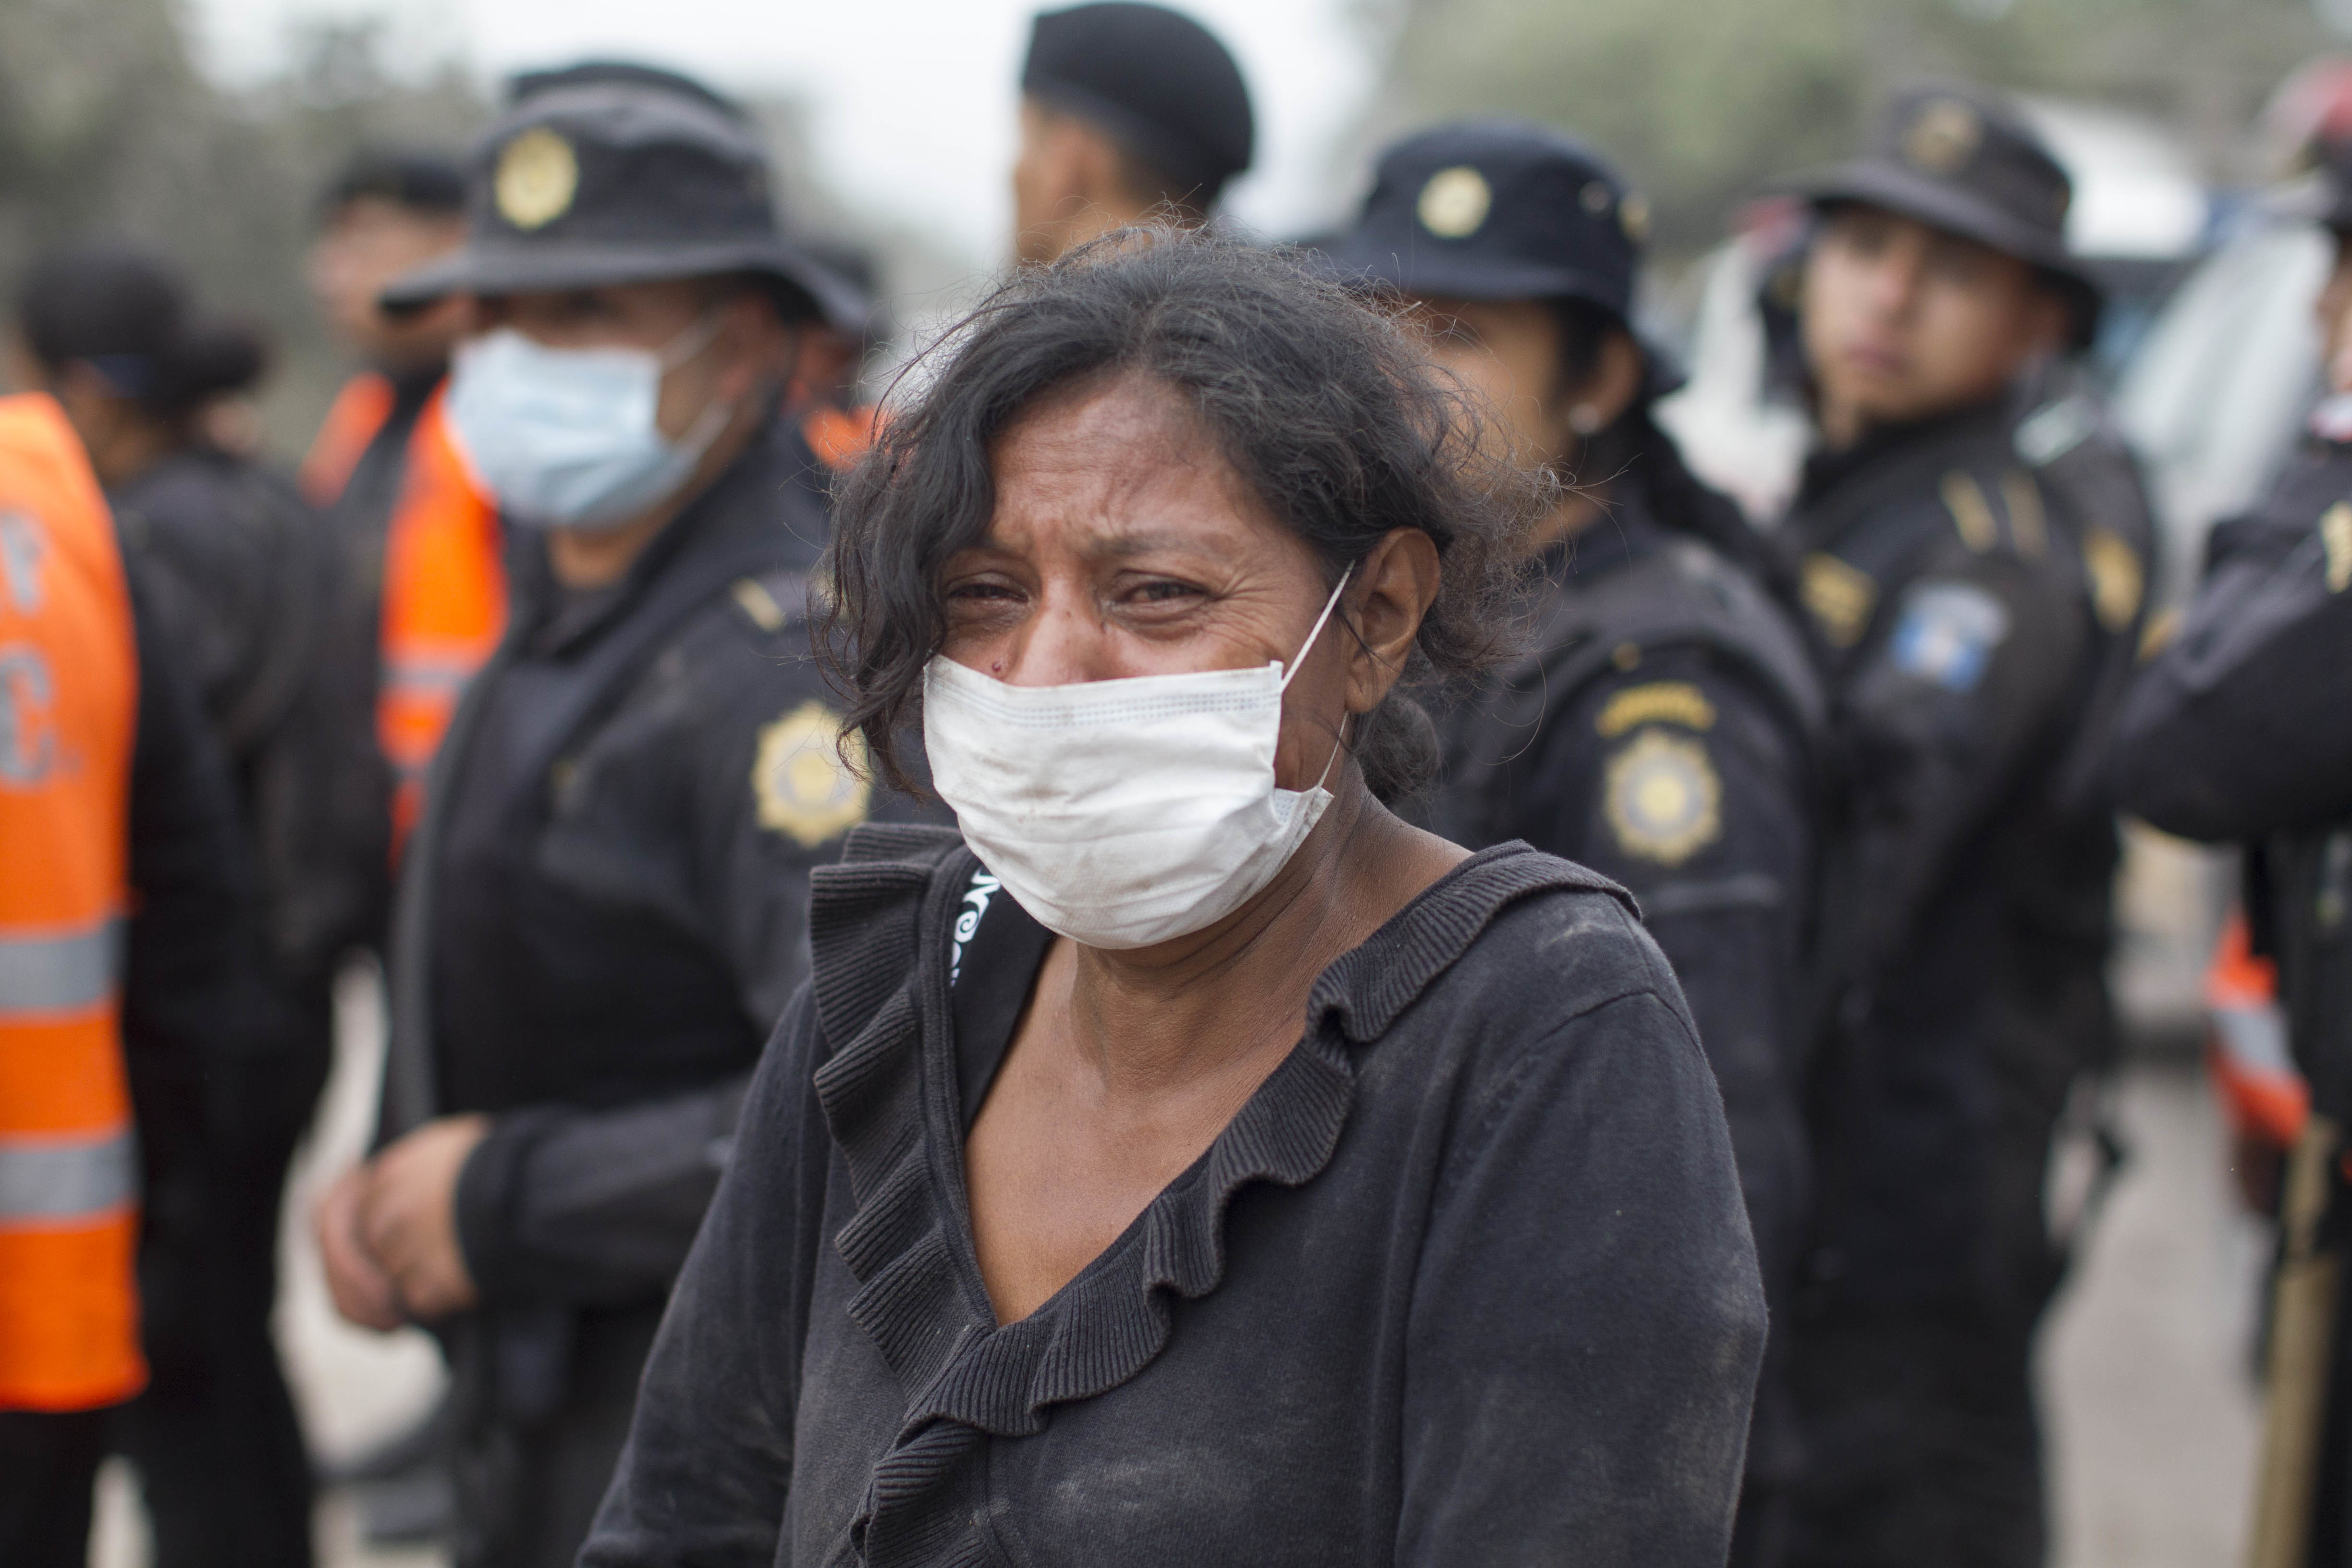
xmin=2113 ymin=433 xmax=2352 ymax=1117
xmin=381 ymin=416 xmax=903 ymax=1316
xmin=1424 ymin=479 xmax=1820 ymax=1341
xmin=2112 ymin=436 xmax=2352 ymax=842
xmin=1785 ymin=399 xmax=2136 ymax=1313
xmin=111 ymin=444 xmax=385 ymax=1003
xmin=118 ymin=552 xmax=273 ymax=1178
xmin=584 ymin=828 xmax=1766 ymax=1568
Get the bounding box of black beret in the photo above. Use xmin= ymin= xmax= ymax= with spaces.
xmin=1021 ymin=2 xmax=1253 ymax=204
xmin=320 ymin=148 xmax=466 ymax=217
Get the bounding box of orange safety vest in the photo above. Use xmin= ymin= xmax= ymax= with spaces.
xmin=802 ymin=402 xmax=879 ymax=474
xmin=304 ymin=374 xmax=506 ymax=850
xmin=0 ymin=392 xmax=145 ymax=1413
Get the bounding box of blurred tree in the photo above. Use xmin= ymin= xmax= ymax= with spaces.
xmin=1372 ymin=0 xmax=2337 ymax=255
xmin=0 ymin=0 xmax=485 ymax=451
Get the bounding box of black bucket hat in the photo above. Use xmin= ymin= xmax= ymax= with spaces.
xmin=1325 ymin=119 xmax=1681 ymax=396
xmin=1779 ymin=83 xmax=2101 ymax=334
xmin=380 ymin=62 xmax=865 ymax=332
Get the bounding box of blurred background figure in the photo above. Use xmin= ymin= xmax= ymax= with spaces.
xmin=1010 ymin=0 xmax=1254 ymax=262
xmin=301 ymin=149 xmax=505 ymax=854
xmin=12 ymin=240 xmax=380 ymax=1568
xmin=0 ymin=380 xmax=257 ymax=1564
xmin=787 ymin=235 xmax=888 ymax=473
xmin=2111 ymin=127 xmax=2352 ymax=1568
xmin=1771 ymin=85 xmax=2153 ymax=1568
xmin=310 ymin=61 xmax=903 ymax=1568
xmin=1327 ymin=119 xmax=1823 ymax=1568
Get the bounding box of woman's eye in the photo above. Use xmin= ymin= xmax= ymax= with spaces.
xmin=945 ymin=580 xmax=1023 ymax=606
xmin=1129 ymin=580 xmax=1202 ymax=605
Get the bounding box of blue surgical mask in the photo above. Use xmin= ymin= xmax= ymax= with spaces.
xmin=445 ymin=315 xmax=733 ymax=532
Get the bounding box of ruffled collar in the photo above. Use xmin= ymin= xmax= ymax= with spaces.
xmin=804 ymin=826 xmax=1622 ymax=1566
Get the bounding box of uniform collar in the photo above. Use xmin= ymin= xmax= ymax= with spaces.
xmin=1541 ymin=469 xmax=1668 ymax=590
xmin=1796 ymin=398 xmax=2009 ymax=510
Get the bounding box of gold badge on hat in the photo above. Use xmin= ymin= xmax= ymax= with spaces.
xmin=495 ymin=127 xmax=579 ymax=231
xmin=753 ymin=700 xmax=871 ymax=848
xmin=1418 ymin=166 xmax=1493 ymax=239
xmin=1903 ymin=98 xmax=1983 ymax=176
xmin=1604 ymin=728 xmax=1722 ymax=867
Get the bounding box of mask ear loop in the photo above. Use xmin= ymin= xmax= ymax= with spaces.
xmin=656 ymin=305 xmax=744 ymax=461
xmin=1278 ymin=563 xmax=1358 ymax=792
xmin=1279 ymin=563 xmax=1355 ymax=691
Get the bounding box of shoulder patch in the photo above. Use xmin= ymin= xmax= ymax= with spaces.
xmin=1801 ymin=551 xmax=1878 ymax=649
xmin=1888 ymin=581 xmax=2010 ymax=692
xmin=2323 ymin=501 xmax=2352 ymax=594
xmin=1604 ymin=728 xmax=1722 ymax=866
xmin=1596 ymin=681 xmax=1716 ymax=738
xmin=2081 ymin=527 xmax=2145 ymax=631
xmin=753 ymin=700 xmax=871 ymax=848
xmin=1939 ymin=469 xmax=1999 ymax=553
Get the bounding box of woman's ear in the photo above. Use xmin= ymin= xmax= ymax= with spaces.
xmin=1563 ymin=327 xmax=1645 ymax=439
xmin=1343 ymin=527 xmax=1442 ymax=714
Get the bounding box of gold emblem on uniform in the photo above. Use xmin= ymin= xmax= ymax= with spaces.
xmin=1418 ymin=166 xmax=1493 ymax=239
xmin=1604 ymin=728 xmax=1722 ymax=867
xmin=2323 ymin=501 xmax=2352 ymax=594
xmin=1618 ymin=191 xmax=1652 ymax=245
xmin=753 ymin=701 xmax=870 ymax=848
xmin=2081 ymin=527 xmax=2144 ymax=632
xmin=495 ymin=128 xmax=579 ymax=231
xmin=1939 ymin=469 xmax=1998 ymax=553
xmin=1596 ymin=681 xmax=1715 ymax=738
xmin=1801 ymin=552 xmax=1878 ymax=649
xmin=1903 ymin=98 xmax=1982 ymax=176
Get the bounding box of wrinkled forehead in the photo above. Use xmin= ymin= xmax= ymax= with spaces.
xmin=978 ymin=373 xmax=1287 ymax=564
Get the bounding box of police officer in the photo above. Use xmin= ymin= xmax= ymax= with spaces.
xmin=1011 ymin=1 xmax=1253 ymax=263
xmin=309 ymin=62 xmax=897 ymax=1568
xmin=1327 ymin=121 xmax=1821 ymax=1563
xmin=1771 ymin=85 xmax=2153 ymax=1568
xmin=16 ymin=242 xmax=380 ymax=1568
xmin=2110 ymin=133 xmax=2352 ymax=1568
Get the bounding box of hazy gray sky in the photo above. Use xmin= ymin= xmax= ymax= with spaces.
xmin=183 ymin=0 xmax=1391 ymax=265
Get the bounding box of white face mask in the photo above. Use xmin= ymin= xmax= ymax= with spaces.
xmin=923 ymin=569 xmax=1353 ymax=951
xmin=444 ymin=314 xmax=734 ymax=533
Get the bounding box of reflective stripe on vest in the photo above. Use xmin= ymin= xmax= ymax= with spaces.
xmin=0 ymin=1127 xmax=135 ymax=1220
xmin=377 ymin=387 xmax=505 ymax=851
xmin=0 ymin=919 xmax=121 ymax=1017
xmin=0 ymin=391 xmax=145 ymax=1412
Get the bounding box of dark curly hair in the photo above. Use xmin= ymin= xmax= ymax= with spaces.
xmin=820 ymin=225 xmax=1534 ymax=802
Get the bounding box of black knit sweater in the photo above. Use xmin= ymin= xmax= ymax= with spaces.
xmin=583 ymin=826 xmax=1765 ymax=1567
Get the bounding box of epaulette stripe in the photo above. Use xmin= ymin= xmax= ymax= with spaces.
xmin=731 ymin=576 xmax=789 ymax=632
xmin=1940 ymin=470 xmax=1998 ymax=553
xmin=2000 ymin=470 xmax=2046 ymax=559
